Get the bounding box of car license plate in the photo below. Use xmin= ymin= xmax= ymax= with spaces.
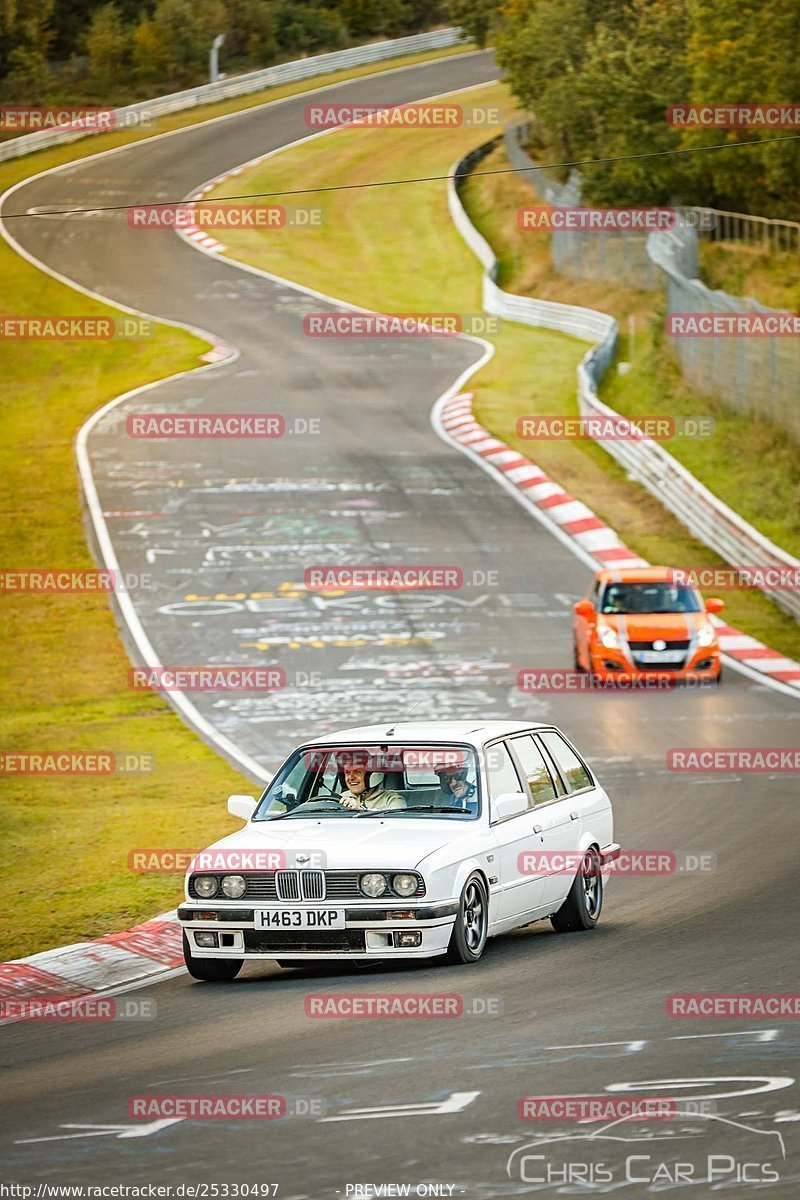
xmin=636 ymin=650 xmax=683 ymax=664
xmin=255 ymin=908 xmax=345 ymax=930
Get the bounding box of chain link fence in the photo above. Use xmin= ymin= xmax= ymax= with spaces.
xmin=450 ymin=140 xmax=800 ymax=621
xmin=505 ymin=122 xmax=800 ymax=442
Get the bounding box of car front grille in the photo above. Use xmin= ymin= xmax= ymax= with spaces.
xmin=244 ymin=929 xmax=366 ymax=954
xmin=188 ymin=870 xmax=424 ymax=901
xmin=628 ymin=639 xmax=691 ymax=651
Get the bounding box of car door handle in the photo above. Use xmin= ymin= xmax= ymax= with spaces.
xmin=533 ymin=824 xmax=543 ymax=834
xmin=570 ymin=811 xmax=579 ymax=821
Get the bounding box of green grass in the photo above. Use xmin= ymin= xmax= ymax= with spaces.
xmin=699 ymin=240 xmax=800 ymax=311
xmin=205 ymin=87 xmax=800 ymax=664
xmin=461 ymin=144 xmax=800 ymax=563
xmin=0 ymin=43 xmax=478 ymax=961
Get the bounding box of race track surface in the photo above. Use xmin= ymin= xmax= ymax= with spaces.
xmin=2 ymin=51 xmax=799 ymax=1195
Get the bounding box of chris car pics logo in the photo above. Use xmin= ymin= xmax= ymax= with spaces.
xmin=506 ymin=1111 xmax=785 ymax=1187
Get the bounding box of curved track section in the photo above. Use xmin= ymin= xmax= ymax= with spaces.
xmin=2 ymin=51 xmax=799 ymax=1195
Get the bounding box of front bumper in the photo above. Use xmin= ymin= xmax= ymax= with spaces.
xmin=178 ymin=901 xmax=458 ymax=960
xmin=590 ymin=642 xmax=720 ymax=681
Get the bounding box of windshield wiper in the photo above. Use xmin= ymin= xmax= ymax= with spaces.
xmin=260 ymin=805 xmax=353 ymax=820
xmin=357 ymin=805 xmax=470 ymax=816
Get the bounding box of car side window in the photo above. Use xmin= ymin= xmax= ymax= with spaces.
xmin=538 ymin=731 xmax=593 ymax=793
xmin=486 ymin=742 xmax=525 ymax=806
xmin=509 ymin=736 xmax=558 ymax=805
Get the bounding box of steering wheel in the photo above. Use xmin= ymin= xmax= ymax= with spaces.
xmin=290 ymin=797 xmax=346 ymax=812
xmin=313 ymin=783 xmax=343 ymax=799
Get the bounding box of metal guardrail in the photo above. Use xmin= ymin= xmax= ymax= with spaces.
xmin=449 ymin=141 xmax=800 ymax=620
xmin=504 ymin=121 xmax=800 ymax=443
xmin=451 ymin=143 xmax=617 ymax=344
xmin=0 ymin=28 xmax=466 ymax=164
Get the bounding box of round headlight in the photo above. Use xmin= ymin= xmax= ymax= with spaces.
xmin=360 ymin=872 xmax=388 ymax=898
xmin=193 ymin=875 xmax=218 ymax=898
xmin=221 ymin=874 xmax=246 ymax=899
xmin=697 ymin=624 xmax=716 ymax=647
xmin=392 ymin=873 xmax=419 ymax=897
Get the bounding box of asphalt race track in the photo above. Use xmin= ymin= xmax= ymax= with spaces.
xmin=2 ymin=51 xmax=800 ymax=1196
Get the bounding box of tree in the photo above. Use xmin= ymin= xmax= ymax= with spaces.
xmin=570 ymin=0 xmax=697 ymax=207
xmin=683 ymin=0 xmax=800 ymax=217
xmin=446 ymin=0 xmax=499 ymax=47
xmin=0 ymin=0 xmax=54 ymax=86
xmin=132 ymin=0 xmax=226 ymax=87
xmin=86 ymin=3 xmax=129 ymax=88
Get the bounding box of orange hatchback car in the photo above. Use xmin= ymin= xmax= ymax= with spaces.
xmin=573 ymin=567 xmax=724 ymax=681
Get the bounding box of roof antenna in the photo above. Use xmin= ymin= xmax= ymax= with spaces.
xmin=385 ymin=696 xmax=425 ymax=737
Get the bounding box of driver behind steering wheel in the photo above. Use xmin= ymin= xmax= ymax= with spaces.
xmin=339 ymin=762 xmax=406 ymax=811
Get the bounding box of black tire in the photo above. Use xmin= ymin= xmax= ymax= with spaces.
xmin=183 ymin=932 xmax=243 ymax=981
xmin=550 ymin=848 xmax=603 ymax=933
xmin=446 ymin=872 xmax=489 ymax=964
xmin=573 ymin=639 xmax=586 ymax=672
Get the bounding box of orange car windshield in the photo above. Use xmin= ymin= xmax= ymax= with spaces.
xmin=599 ymin=582 xmax=703 ymax=615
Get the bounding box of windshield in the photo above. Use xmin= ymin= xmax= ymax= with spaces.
xmin=253 ymin=744 xmax=481 ymax=820
xmin=599 ymin=582 xmax=703 ymax=615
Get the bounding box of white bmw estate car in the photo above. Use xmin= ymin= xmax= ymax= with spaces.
xmin=179 ymin=721 xmax=619 ymax=980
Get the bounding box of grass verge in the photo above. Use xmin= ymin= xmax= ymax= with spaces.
xmin=0 ymin=43 xmax=478 ymax=961
xmin=205 ymin=87 xmax=800 ymax=663
xmin=463 ymin=144 xmax=800 ymax=563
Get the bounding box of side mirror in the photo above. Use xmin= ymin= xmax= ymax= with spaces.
xmin=705 ymin=597 xmax=725 ymax=614
xmin=493 ymin=791 xmax=529 ymax=821
xmin=573 ymin=599 xmax=595 ymax=618
xmin=228 ymin=794 xmax=257 ymax=821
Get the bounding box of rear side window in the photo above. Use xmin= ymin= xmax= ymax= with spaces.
xmin=486 ymin=742 xmax=525 ymax=800
xmin=509 ymin=736 xmax=558 ymax=805
xmin=538 ymin=731 xmax=593 ymax=793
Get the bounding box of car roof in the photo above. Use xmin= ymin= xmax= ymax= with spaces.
xmin=595 ymin=565 xmax=692 ymax=584
xmin=297 ymin=721 xmax=553 ymax=749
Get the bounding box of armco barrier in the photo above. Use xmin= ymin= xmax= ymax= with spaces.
xmin=505 ymin=121 xmax=800 ymax=444
xmin=449 ymin=141 xmax=800 ymax=620
xmin=450 ymin=142 xmax=616 ymax=345
xmin=0 ymin=29 xmax=466 ymax=164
